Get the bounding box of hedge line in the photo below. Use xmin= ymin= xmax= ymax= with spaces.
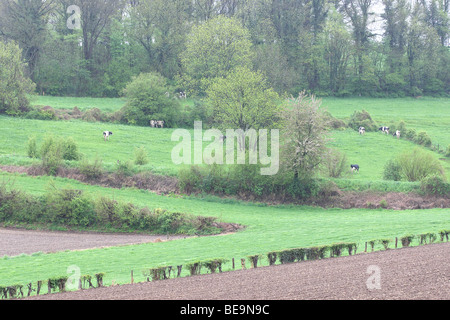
xmin=0 ymin=272 xmax=105 ymax=300
xmin=0 ymin=186 xmax=221 ymax=235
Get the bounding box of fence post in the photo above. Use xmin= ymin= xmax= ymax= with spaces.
xmin=131 ymin=270 xmax=134 ymax=284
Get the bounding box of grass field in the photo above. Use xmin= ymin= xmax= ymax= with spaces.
xmin=0 ymin=95 xmax=449 ymax=291
xmin=0 ymin=114 xmax=449 ymax=181
xmin=32 ymin=95 xmax=450 ymax=148
xmin=1 ymin=171 xmax=449 ymax=287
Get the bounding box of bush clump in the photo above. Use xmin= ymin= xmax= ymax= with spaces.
xmin=0 ymin=186 xmax=221 ymax=235
xmin=420 ymin=174 xmax=450 ymax=197
xmin=347 ymin=110 xmax=377 ymax=132
xmin=383 ymin=159 xmax=402 ymax=181
xmin=396 ymin=148 xmax=445 ymax=182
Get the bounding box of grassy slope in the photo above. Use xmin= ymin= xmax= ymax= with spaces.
xmin=0 ymin=115 xmax=448 ymax=181
xmin=321 ymin=96 xmax=450 ymax=148
xmin=0 ymin=96 xmax=448 ymax=287
xmin=1 ymin=171 xmax=449 ymax=286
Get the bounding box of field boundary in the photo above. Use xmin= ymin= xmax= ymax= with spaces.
xmin=1 ymin=165 xmax=449 ymax=210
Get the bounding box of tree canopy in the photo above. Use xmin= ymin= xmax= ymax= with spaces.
xmin=0 ymin=0 xmax=448 ymax=98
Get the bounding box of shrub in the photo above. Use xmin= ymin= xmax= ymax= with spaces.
xmin=26 ymin=136 xmax=38 ymax=159
xmin=397 ymin=148 xmax=445 ymax=182
xmin=420 ymin=174 xmax=450 ymax=197
xmin=445 ymin=145 xmax=450 ymax=158
xmin=323 ymin=149 xmax=348 ymax=178
xmin=61 ymin=137 xmax=80 ymax=161
xmin=78 ymin=157 xmax=104 ymax=179
xmin=121 ymin=72 xmax=181 ymax=127
xmin=383 ymin=159 xmax=402 ymax=181
xmin=401 ymin=235 xmax=414 ymax=247
xmin=415 ymin=131 xmax=432 ymax=147
xmin=405 ymin=128 xmax=417 ymax=141
xmin=41 ymin=139 xmax=63 ymax=175
xmin=44 ymin=189 xmax=96 ymax=227
xmin=115 ymin=160 xmax=135 ymax=177
xmin=134 ymin=147 xmax=149 ymax=166
xmin=347 ymin=110 xmax=377 ymax=131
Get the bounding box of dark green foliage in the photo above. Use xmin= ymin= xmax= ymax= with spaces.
xmin=420 ymin=175 xmax=450 ymax=197
xmin=347 ymin=110 xmax=377 ymax=131
xmin=383 ymin=159 xmax=402 ymax=181
xmin=120 ymin=72 xmax=181 ymax=127
xmin=415 ymin=131 xmax=432 ymax=147
xmin=78 ymin=157 xmax=104 ymax=180
xmin=178 ymin=164 xmax=319 ymax=201
xmin=0 ymin=186 xmax=221 ymax=235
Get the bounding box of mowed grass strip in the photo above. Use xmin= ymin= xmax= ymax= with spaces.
xmin=0 ymin=172 xmax=449 ymax=287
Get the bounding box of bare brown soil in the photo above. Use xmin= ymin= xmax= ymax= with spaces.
xmin=0 ymin=227 xmax=188 ymax=257
xmin=24 ymin=242 xmax=450 ymax=300
xmin=1 ymin=165 xmax=449 ymax=210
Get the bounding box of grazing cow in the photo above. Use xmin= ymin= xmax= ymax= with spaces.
xmin=379 ymin=126 xmax=390 ymax=135
xmin=156 ymin=120 xmax=165 ymax=128
xmin=359 ymin=127 xmax=366 ymax=135
xmin=351 ymin=164 xmax=360 ymax=173
xmin=150 ymin=120 xmax=157 ymax=128
xmin=103 ymin=131 xmax=113 ymax=141
xmin=393 ymin=130 xmax=401 ymax=139
xmin=179 ymin=91 xmax=187 ymax=99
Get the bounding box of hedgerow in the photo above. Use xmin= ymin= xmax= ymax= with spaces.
xmin=0 ymin=186 xmax=221 ymax=235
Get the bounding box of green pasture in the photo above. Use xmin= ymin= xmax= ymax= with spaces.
xmin=31 ymin=96 xmax=127 ymax=113
xmin=0 ymin=96 xmax=448 ymax=290
xmin=31 ymin=95 xmax=450 ymax=148
xmin=0 ymin=114 xmax=449 ymax=181
xmin=321 ymin=96 xmax=450 ymax=148
xmin=1 ymin=171 xmax=449 ymax=287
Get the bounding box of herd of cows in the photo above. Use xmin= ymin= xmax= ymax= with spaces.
xmin=103 ymin=120 xmax=402 ymax=175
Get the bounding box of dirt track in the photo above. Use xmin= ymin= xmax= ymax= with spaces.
xmin=24 ymin=242 xmax=449 ymax=300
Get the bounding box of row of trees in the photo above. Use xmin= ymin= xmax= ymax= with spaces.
xmin=0 ymin=0 xmax=448 ymax=98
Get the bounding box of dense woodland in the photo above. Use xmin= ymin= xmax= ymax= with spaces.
xmin=0 ymin=0 xmax=449 ymax=99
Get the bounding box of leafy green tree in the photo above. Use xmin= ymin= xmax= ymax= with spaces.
xmin=121 ymin=72 xmax=181 ymax=127
xmin=0 ymin=41 xmax=36 ymax=115
xmin=0 ymin=0 xmax=55 ymax=81
xmin=181 ymin=15 xmax=254 ymax=96
xmin=205 ymin=66 xmax=280 ymax=131
xmin=322 ymin=7 xmax=353 ymax=94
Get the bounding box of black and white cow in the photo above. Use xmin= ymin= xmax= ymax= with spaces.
xmin=393 ymin=130 xmax=401 ymax=139
xmin=359 ymin=127 xmax=366 ymax=135
xmin=379 ymin=126 xmax=389 ymax=135
xmin=150 ymin=120 xmax=157 ymax=128
xmin=103 ymin=131 xmax=113 ymax=141
xmin=351 ymin=164 xmax=360 ymax=173
xmin=156 ymin=120 xmax=165 ymax=128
